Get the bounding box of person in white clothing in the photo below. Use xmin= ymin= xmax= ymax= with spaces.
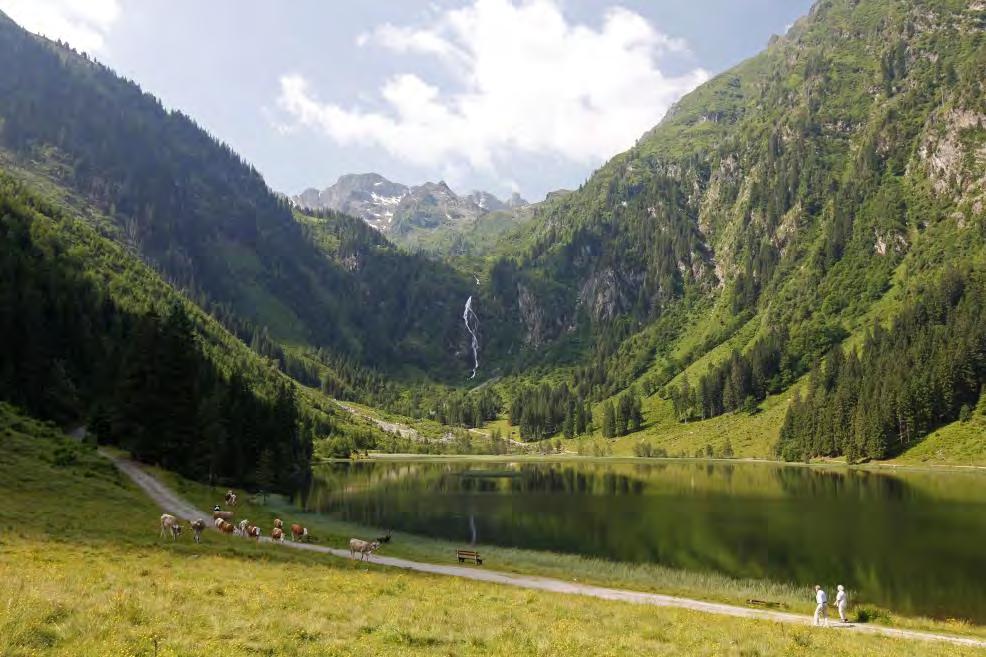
xmin=835 ymin=585 xmax=848 ymax=622
xmin=813 ymin=585 xmax=829 ymax=626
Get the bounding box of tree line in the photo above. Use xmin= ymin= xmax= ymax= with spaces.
xmin=508 ymin=382 xmax=645 ymax=442
xmin=0 ymin=177 xmax=309 ymax=491
xmin=777 ymin=268 xmax=986 ymax=463
xmin=509 ymin=383 xmax=593 ymax=441
xmin=668 ymin=329 xmax=792 ymax=421
xmin=599 ymin=390 xmax=644 ymax=438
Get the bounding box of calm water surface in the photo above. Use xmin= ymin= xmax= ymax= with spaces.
xmin=299 ymin=460 xmax=986 ymax=622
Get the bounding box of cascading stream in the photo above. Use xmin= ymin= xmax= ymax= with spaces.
xmin=463 ymin=295 xmax=480 ymax=379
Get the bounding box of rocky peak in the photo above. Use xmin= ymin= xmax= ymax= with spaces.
xmin=292 ymin=173 xmax=522 ymax=236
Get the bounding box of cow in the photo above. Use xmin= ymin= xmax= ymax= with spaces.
xmin=237 ymin=519 xmax=250 ymax=537
xmin=349 ymin=538 xmax=380 ymax=561
xmin=271 ymin=527 xmax=285 ymax=543
xmin=159 ymin=513 xmax=182 ymax=540
xmin=214 ymin=516 xmax=226 ymax=529
xmin=218 ymin=519 xmax=236 ymax=535
xmin=290 ymin=524 xmax=309 ymax=542
xmin=246 ymin=524 xmax=261 ymax=541
xmin=224 ymin=490 xmax=237 ymax=507
xmin=273 ymin=518 xmax=284 ymax=530
xmin=190 ymin=519 xmax=207 ymax=543
xmin=213 ymin=510 xmax=233 ymax=521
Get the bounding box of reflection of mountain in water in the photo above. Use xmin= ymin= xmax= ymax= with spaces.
xmin=303 ymin=460 xmax=986 ymax=622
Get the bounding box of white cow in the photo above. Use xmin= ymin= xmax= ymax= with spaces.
xmin=159 ymin=513 xmax=182 ymax=540
xmin=349 ymin=538 xmax=380 ymax=561
xmin=190 ymin=519 xmax=206 ymax=543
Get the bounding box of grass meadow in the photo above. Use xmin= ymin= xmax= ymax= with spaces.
xmin=1 ymin=404 xmax=983 ymax=656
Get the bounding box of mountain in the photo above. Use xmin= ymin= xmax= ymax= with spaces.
xmin=501 ymin=0 xmax=986 ymax=342
xmin=294 ymin=173 xmax=407 ymax=231
xmin=0 ymin=169 xmax=330 ymax=491
xmin=486 ymin=0 xmax=986 ymax=460
xmin=467 ymin=190 xmax=507 ymax=212
xmin=0 ymin=14 xmax=479 ymax=379
xmin=506 ymin=192 xmax=531 ymax=208
xmin=292 ymin=173 xmax=529 ymax=239
xmin=1 ymin=0 xmax=984 ymax=468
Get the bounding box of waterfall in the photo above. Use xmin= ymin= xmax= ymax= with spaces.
xmin=463 ymin=295 xmax=480 ymax=379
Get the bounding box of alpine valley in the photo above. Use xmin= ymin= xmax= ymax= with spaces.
xmin=1 ymin=0 xmax=985 ymax=489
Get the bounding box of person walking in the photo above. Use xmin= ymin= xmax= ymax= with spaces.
xmin=813 ymin=585 xmax=829 ymax=626
xmin=835 ymin=585 xmax=848 ymax=623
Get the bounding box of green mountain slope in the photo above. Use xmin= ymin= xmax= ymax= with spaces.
xmin=0 ymin=0 xmax=982 ymax=465
xmin=490 ymin=0 xmax=986 ymax=460
xmin=0 ymin=11 xmax=478 ymax=380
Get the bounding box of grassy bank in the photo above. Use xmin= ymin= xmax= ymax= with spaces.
xmin=159 ymin=452 xmax=986 ymax=641
xmin=1 ymin=405 xmax=984 ymax=655
xmin=9 ymin=537 xmax=982 ymax=657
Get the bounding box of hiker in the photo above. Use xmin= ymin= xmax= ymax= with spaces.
xmin=836 ymin=585 xmax=848 ymax=623
xmin=813 ymin=585 xmax=828 ymax=626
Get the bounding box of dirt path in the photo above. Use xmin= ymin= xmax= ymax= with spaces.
xmin=336 ymin=401 xmax=530 ymax=450
xmin=104 ymin=451 xmax=986 ymax=649
xmin=335 ymin=402 xmax=422 ymax=440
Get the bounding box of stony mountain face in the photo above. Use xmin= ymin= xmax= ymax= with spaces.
xmin=466 ymin=190 xmax=507 ymax=212
xmin=506 ymin=192 xmax=530 ymax=208
xmin=292 ymin=173 xmax=529 ymax=236
xmin=294 ymin=173 xmax=408 ymax=231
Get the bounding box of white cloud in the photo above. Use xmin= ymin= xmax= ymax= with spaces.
xmin=0 ymin=0 xmax=121 ymax=52
xmin=277 ymin=0 xmax=708 ymax=176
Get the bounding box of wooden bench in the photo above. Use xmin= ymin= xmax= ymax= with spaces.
xmin=456 ymin=549 xmax=483 ymax=565
xmin=746 ymin=599 xmax=784 ymax=609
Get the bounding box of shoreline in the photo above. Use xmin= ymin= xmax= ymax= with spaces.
xmin=113 ymin=453 xmax=986 ymax=647
xmin=313 ymin=452 xmax=986 ymax=474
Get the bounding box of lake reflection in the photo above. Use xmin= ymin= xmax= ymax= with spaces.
xmin=300 ymin=460 xmax=986 ymax=621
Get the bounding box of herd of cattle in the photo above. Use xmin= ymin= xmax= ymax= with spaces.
xmin=156 ymin=489 xmax=387 ymax=561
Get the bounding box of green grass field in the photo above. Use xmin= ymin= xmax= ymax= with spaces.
xmin=1 ymin=404 xmax=984 ymax=656
xmin=890 ymin=414 xmax=986 ymax=467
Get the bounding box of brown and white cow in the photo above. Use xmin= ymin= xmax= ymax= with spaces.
xmin=159 ymin=514 xmax=182 ymax=540
xmin=348 ymin=538 xmax=380 ymax=561
xmin=246 ymin=524 xmax=261 ymax=541
xmin=271 ymin=527 xmax=284 ymax=543
xmin=224 ymin=489 xmax=237 ymax=507
xmin=273 ymin=518 xmax=284 ymax=530
xmin=290 ymin=524 xmax=309 ymax=542
xmin=218 ymin=519 xmax=236 ymax=535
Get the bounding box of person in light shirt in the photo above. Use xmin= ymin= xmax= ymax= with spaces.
xmin=813 ymin=585 xmax=829 ymax=626
xmin=835 ymin=585 xmax=848 ymax=623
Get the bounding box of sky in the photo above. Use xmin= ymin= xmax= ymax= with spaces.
xmin=0 ymin=0 xmax=815 ymax=201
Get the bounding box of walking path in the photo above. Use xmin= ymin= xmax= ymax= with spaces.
xmin=105 ymin=452 xmax=986 ymax=649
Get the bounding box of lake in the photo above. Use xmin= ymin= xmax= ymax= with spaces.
xmin=299 ymin=459 xmax=986 ymax=622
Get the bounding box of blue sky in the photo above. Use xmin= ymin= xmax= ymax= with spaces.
xmin=2 ymin=1 xmax=814 ymax=201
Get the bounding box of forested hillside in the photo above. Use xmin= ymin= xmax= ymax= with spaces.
xmin=482 ymin=0 xmax=986 ymax=458
xmin=778 ymin=268 xmax=986 ymax=462
xmin=0 ymin=10 xmax=478 ymax=380
xmin=0 ymin=174 xmax=322 ymax=489
xmin=0 ymin=0 xmax=983 ymax=467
